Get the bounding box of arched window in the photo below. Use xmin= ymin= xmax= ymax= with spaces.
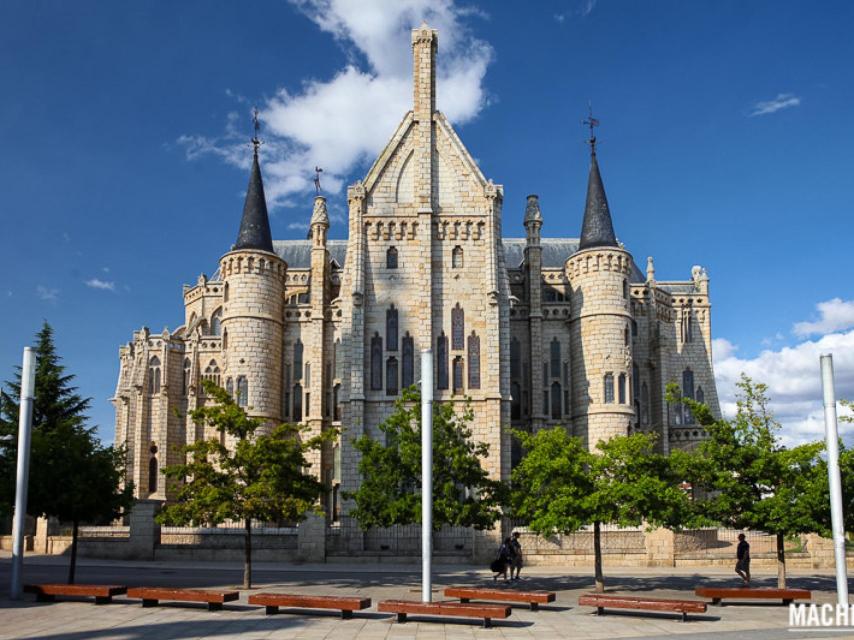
xmin=203 ymin=360 xmax=220 ymax=386
xmin=641 ymin=382 xmax=650 ymax=425
xmin=624 ymin=326 xmax=630 ymax=346
xmin=550 ymin=338 xmax=561 ymax=378
xmin=148 ymin=457 xmax=158 ymax=494
xmin=225 ymin=377 xmax=234 ymax=398
xmin=632 ymin=363 xmax=640 ymax=401
xmin=618 ymin=373 xmax=627 ymax=404
xmin=623 ymin=279 xmax=629 ymax=299
xmin=631 ymin=318 xmax=638 ymax=337
xmin=223 ymin=282 xmax=229 ymax=302
xmin=294 ymin=340 xmax=304 ymax=381
xmin=696 ymin=386 xmax=705 ymax=405
xmin=402 ymin=333 xmax=414 ymax=388
xmin=283 ymin=363 xmax=291 ymax=418
xmin=148 ymin=356 xmax=161 ymax=394
xmin=182 ymin=358 xmax=191 ymax=395
xmin=542 ymin=389 xmax=549 ymax=416
xmin=551 ymin=381 xmax=562 ymax=419
xmin=603 ymin=373 xmax=615 ymax=403
xmin=293 ymin=383 xmax=303 ymax=421
xmin=451 ymin=304 xmax=464 ymax=350
xmin=510 ymin=337 xmax=521 ymax=381
xmin=386 ymin=246 xmax=398 ymax=269
xmin=634 ymin=400 xmax=641 ymax=428
xmin=237 ymin=376 xmax=248 ymax=407
xmin=467 ymin=332 xmax=480 ymax=389
xmin=210 ymin=308 xmax=222 ymax=336
xmin=305 ymin=363 xmax=311 ymax=388
xmin=386 ymin=357 xmax=399 ymax=396
xmin=511 ymin=382 xmax=521 ymax=420
xmin=453 ymin=356 xmax=464 ymax=393
xmin=437 ymin=332 xmax=449 ymax=390
xmin=682 ymin=310 xmax=693 ymax=343
xmin=563 ymin=362 xmax=570 ymax=414
xmin=452 ymin=245 xmax=463 ymax=268
xmin=370 ymin=333 xmax=383 ymax=390
xmin=222 ymin=329 xmax=228 ymax=350
xmin=386 ymin=306 xmax=398 ymax=351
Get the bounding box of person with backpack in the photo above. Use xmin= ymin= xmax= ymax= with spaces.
xmin=490 ymin=537 xmax=513 ymax=581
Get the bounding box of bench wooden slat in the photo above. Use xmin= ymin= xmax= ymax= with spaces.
xmin=248 ymin=593 xmax=371 ymax=618
xmin=444 ymin=587 xmax=555 ymax=610
xmin=126 ymin=587 xmax=239 ymax=611
xmin=378 ymin=599 xmax=511 ymax=628
xmin=579 ymin=593 xmax=707 ymax=622
xmin=24 ymin=584 xmax=127 ymax=604
xmin=695 ymin=587 xmax=811 ymax=605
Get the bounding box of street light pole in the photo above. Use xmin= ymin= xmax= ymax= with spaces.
xmin=820 ymin=353 xmax=848 ymax=607
xmin=10 ymin=347 xmax=36 ymax=600
xmin=420 ymin=349 xmax=433 ymax=603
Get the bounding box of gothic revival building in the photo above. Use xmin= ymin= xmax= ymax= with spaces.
xmin=113 ymin=26 xmax=720 ymax=543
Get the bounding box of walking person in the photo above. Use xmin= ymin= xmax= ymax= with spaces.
xmin=490 ymin=537 xmax=513 ymax=582
xmin=735 ymin=533 xmax=751 ymax=586
xmin=509 ymin=531 xmax=523 ymax=581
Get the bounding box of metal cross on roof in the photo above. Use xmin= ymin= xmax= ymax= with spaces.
xmin=314 ymin=166 xmax=323 ymax=194
xmin=582 ymin=102 xmax=600 ymax=152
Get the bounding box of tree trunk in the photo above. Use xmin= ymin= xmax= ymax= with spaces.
xmin=67 ymin=520 xmax=79 ymax=585
xmin=594 ymin=521 xmax=604 ymax=593
xmin=243 ymin=518 xmax=252 ymax=590
xmin=776 ymin=532 xmax=786 ymax=589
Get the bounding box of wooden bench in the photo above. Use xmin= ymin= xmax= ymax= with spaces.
xmin=24 ymin=584 xmax=127 ymax=605
xmin=126 ymin=587 xmax=239 ymax=611
xmin=378 ymin=599 xmax=511 ymax=628
xmin=444 ymin=586 xmax=556 ymax=610
xmin=578 ymin=593 xmax=708 ymax=622
xmin=248 ymin=593 xmax=371 ymax=619
xmin=695 ymin=587 xmax=811 ymax=606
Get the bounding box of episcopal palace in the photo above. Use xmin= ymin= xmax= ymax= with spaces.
xmin=112 ymin=26 xmax=721 ymax=539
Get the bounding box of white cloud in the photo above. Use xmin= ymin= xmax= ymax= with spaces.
xmin=288 ymin=222 xmax=310 ymax=231
xmin=36 ymin=285 xmax=58 ymax=302
xmin=85 ymin=278 xmax=116 ymax=291
xmin=714 ymin=331 xmax=854 ymax=446
xmin=794 ymin=298 xmax=854 ymax=337
xmin=581 ymin=0 xmax=598 ymax=16
xmin=554 ymin=13 xmax=566 ymax=23
xmin=749 ymin=92 xmax=801 ymax=117
xmin=178 ymin=0 xmax=492 ymax=211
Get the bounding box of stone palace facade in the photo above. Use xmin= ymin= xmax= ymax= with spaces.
xmin=113 ymin=26 xmax=720 ymax=536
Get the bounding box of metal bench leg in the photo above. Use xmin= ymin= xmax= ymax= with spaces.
xmin=712 ymin=598 xmax=721 ymax=606
xmin=142 ymin=599 xmax=158 ymax=608
xmin=597 ymin=606 xmax=605 ymax=616
xmin=681 ymin=612 xmax=687 ymax=623
xmin=531 ymin=602 xmax=539 ymax=611
xmin=342 ymin=610 xmax=353 ymax=620
xmin=208 ymin=602 xmax=223 ymax=611
xmin=95 ymin=596 xmax=112 ymax=605
xmin=460 ymin=597 xmax=469 ymax=603
xmin=783 ymin=599 xmax=792 ymax=606
xmin=36 ymin=594 xmax=55 ymax=603
xmin=397 ymin=613 xmax=407 ymax=623
xmin=265 ymin=606 xmax=278 ymax=615
xmin=483 ymin=617 xmax=492 ymax=629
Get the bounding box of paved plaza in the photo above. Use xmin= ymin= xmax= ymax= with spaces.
xmin=1 ymin=553 xmax=852 ymax=639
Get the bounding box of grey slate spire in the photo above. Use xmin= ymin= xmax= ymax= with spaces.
xmin=579 ymin=147 xmax=618 ymax=250
xmin=233 ymin=112 xmax=274 ymax=253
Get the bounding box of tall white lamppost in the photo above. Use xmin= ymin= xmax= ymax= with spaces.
xmin=10 ymin=347 xmax=36 ymax=600
xmin=421 ymin=349 xmax=433 ymax=603
xmin=820 ymin=353 xmax=848 ymax=607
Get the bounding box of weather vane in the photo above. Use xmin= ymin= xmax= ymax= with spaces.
xmin=314 ymin=166 xmax=323 ymax=194
xmin=582 ymin=101 xmax=599 ymax=152
xmin=251 ymin=107 xmax=262 ymax=155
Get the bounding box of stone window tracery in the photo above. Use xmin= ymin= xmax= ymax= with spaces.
xmin=551 ymin=381 xmax=562 ymax=419
xmin=550 ymin=338 xmax=561 ymax=378
xmin=467 ymin=332 xmax=480 ymax=389
xmin=386 ymin=306 xmax=398 ymax=351
xmin=293 ymin=383 xmax=303 ymax=421
xmin=294 ymin=340 xmax=304 ymax=381
xmin=210 ymin=308 xmax=222 ymax=336
xmin=226 ymin=377 xmax=234 ymax=398
xmin=386 ymin=246 xmax=398 ymax=269
xmin=451 ymin=304 xmax=464 ymax=350
xmin=386 ymin=357 xmax=399 ymax=396
xmin=402 ymin=333 xmax=414 ymax=388
xmin=618 ymin=373 xmax=627 ymax=404
xmin=453 ymin=356 xmax=464 ymax=393
xmin=604 ymin=373 xmax=615 ymax=404
xmin=148 ymin=356 xmax=161 ymax=395
xmin=370 ymin=333 xmax=383 ymax=390
xmin=203 ymin=360 xmax=220 ymax=387
xmin=452 ymin=245 xmax=463 ymax=268
xmin=237 ymin=376 xmax=248 ymax=407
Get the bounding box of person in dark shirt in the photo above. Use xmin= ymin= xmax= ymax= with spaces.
xmin=509 ymin=531 xmax=523 ymax=580
xmin=735 ymin=533 xmax=751 ymax=586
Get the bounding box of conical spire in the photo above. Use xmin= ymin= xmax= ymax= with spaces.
xmin=233 ymin=141 xmax=274 ymax=253
xmin=310 ymin=195 xmax=329 ymax=227
xmin=579 ymin=148 xmax=618 ymax=250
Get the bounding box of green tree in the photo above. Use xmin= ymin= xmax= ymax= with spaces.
xmin=347 ymin=387 xmax=503 ymax=532
xmin=511 ymin=426 xmax=690 ymax=592
xmin=159 ymin=380 xmax=331 ymax=589
xmin=0 ymin=322 xmax=133 ymax=583
xmin=674 ymin=375 xmax=829 ymax=588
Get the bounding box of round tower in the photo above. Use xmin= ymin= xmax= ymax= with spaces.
xmin=568 ymin=141 xmax=635 ymax=448
xmin=219 ymin=141 xmax=286 ymax=428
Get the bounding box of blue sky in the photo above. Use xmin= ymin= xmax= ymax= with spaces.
xmin=1 ymin=0 xmax=853 ymax=444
